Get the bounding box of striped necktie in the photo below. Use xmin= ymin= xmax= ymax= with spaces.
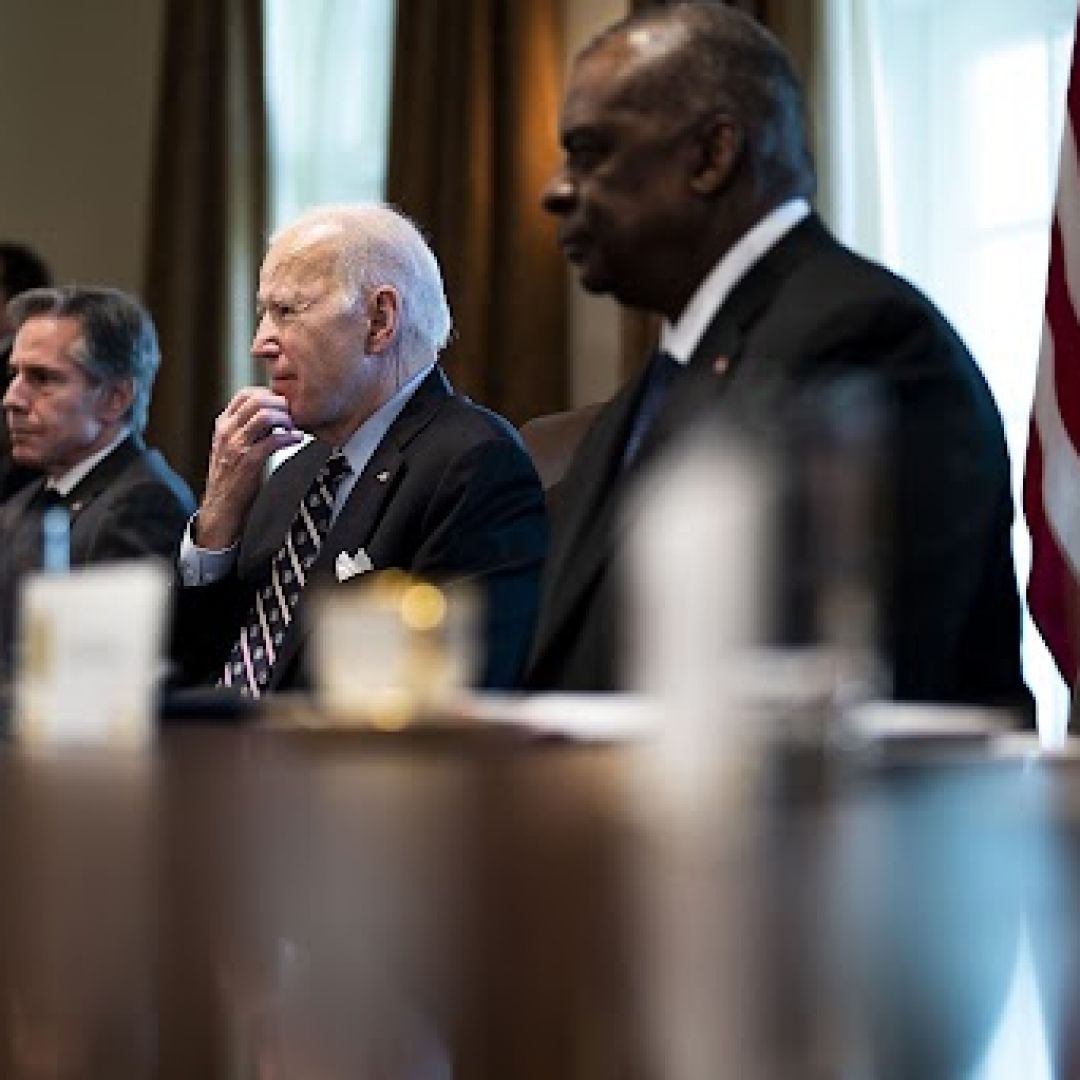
xmin=220 ymin=451 xmax=352 ymax=698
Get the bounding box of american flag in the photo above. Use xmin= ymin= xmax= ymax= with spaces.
xmin=1025 ymin=11 xmax=1080 ymax=688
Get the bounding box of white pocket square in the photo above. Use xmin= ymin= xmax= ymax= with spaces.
xmin=335 ymin=547 xmax=374 ymax=582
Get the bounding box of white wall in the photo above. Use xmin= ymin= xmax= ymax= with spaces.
xmin=0 ymin=0 xmax=166 ymax=294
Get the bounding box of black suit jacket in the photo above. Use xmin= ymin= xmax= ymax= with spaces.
xmin=0 ymin=434 xmax=196 ymax=672
xmin=170 ymin=368 xmax=547 ymax=692
xmin=524 ymin=214 xmax=1030 ymax=715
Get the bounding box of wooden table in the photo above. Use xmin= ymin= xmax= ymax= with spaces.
xmin=0 ymin=719 xmax=1064 ymax=1079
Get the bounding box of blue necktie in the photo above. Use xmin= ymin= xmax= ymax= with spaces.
xmin=622 ymin=349 xmax=681 ymax=469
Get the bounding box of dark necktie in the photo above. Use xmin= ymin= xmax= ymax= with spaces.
xmin=220 ymin=451 xmax=352 ymax=698
xmin=621 ymin=349 xmax=681 ymax=470
xmin=33 ymin=482 xmax=67 ymax=512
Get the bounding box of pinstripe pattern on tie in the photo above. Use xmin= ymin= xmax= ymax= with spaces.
xmin=221 ymin=451 xmax=352 ymax=698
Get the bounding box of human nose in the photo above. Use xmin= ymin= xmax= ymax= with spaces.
xmin=251 ymin=311 xmax=278 ymax=358
xmin=3 ymin=372 xmax=27 ymax=411
xmin=541 ymin=168 xmax=576 ymax=215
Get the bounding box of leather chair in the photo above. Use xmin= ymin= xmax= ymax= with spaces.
xmin=519 ymin=402 xmax=602 ymax=490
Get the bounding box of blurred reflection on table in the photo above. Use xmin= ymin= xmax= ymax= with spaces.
xmin=0 ymin=707 xmax=1072 ymax=1078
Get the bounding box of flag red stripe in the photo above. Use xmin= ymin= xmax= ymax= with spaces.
xmin=1025 ymin=426 xmax=1080 ymax=680
xmin=1069 ymin=46 xmax=1080 ymax=136
xmin=1025 ymin=12 xmax=1080 ymax=688
xmin=1046 ymin=222 xmax=1080 ymax=441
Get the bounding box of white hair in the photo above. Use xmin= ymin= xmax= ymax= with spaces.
xmin=273 ymin=203 xmax=452 ymax=369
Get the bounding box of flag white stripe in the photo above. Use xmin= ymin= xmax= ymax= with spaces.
xmin=1057 ymin=123 xmax=1080 ymax=317
xmin=1035 ymin=326 xmax=1080 ymax=579
xmin=1035 ymin=112 xmax=1080 ymax=579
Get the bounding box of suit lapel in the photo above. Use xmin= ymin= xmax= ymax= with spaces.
xmin=260 ymin=367 xmax=452 ymax=688
xmin=319 ymin=446 xmax=403 ymax=570
xmin=66 ymin=436 xmax=141 ymax=517
xmin=530 ymin=372 xmax=648 ymax=657
xmin=318 ymin=366 xmax=450 ymax=572
xmin=238 ymin=445 xmax=325 ymax=572
xmin=636 ymin=311 xmax=744 ymax=465
xmin=641 ymin=213 xmax=832 ymax=458
xmin=0 ymin=479 xmax=50 ymax=576
xmin=531 ymin=315 xmax=740 ymax=659
xmin=66 ymin=437 xmax=143 ymax=560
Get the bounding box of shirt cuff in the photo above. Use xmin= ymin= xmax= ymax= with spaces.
xmin=177 ymin=514 xmax=239 ymax=585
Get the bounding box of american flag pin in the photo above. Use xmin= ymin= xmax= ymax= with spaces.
xmin=376 ymin=470 xmax=390 ymax=483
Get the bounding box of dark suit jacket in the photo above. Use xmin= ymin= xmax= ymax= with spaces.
xmin=524 ymin=214 xmax=1030 ymax=715
xmin=0 ymin=434 xmax=196 ymax=671
xmin=170 ymin=367 xmax=547 ymax=692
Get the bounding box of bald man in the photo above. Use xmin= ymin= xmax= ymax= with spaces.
xmin=524 ymin=3 xmax=1029 ymax=717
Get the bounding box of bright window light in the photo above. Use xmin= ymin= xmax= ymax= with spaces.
xmin=263 ymin=0 xmax=397 ymax=230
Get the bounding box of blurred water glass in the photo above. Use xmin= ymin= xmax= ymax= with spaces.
xmin=14 ymin=560 xmax=169 ymax=750
xmin=833 ymin=744 xmax=1037 ymax=1079
xmin=312 ymin=572 xmax=477 ymax=727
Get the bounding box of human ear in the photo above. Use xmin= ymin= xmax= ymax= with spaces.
xmin=365 ymin=287 xmax=401 ymax=354
xmin=690 ymin=115 xmax=744 ymax=196
xmin=99 ymin=377 xmax=135 ymax=423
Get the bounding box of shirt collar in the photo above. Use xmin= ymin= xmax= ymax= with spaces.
xmin=47 ymin=428 xmax=131 ymax=497
xmin=660 ymin=197 xmax=811 ymax=364
xmin=337 ymin=361 xmax=435 ymax=476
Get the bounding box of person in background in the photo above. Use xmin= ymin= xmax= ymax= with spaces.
xmin=0 ymin=285 xmax=195 ymax=672
xmin=522 ymin=2 xmax=1031 ymax=719
xmin=0 ymin=242 xmax=52 ymax=501
xmin=170 ymin=202 xmax=546 ymax=698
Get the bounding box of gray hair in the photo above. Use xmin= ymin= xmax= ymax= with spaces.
xmin=586 ymin=2 xmax=816 ymax=206
xmin=274 ymin=203 xmax=452 ymax=370
xmin=7 ymin=286 xmax=160 ymax=434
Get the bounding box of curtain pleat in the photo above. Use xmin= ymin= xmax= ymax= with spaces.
xmin=143 ymin=0 xmax=267 ymax=490
xmin=385 ymin=0 xmax=568 ymax=424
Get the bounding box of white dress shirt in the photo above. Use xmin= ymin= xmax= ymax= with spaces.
xmin=660 ymin=197 xmax=811 ymax=365
xmin=47 ymin=427 xmax=132 ymax=496
xmin=178 ymin=363 xmax=435 ymax=585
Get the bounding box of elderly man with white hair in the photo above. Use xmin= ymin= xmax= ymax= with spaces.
xmin=171 ymin=202 xmax=546 ymax=696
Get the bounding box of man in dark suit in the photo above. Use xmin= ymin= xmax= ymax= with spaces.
xmin=171 ymin=203 xmax=546 ymax=696
xmin=523 ymin=2 xmax=1030 ymax=715
xmin=0 ymin=242 xmax=53 ymax=502
xmin=0 ymin=286 xmax=195 ymax=672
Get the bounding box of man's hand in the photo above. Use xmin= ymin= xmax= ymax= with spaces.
xmin=194 ymin=387 xmax=304 ymax=549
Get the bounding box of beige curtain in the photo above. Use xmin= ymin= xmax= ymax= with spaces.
xmin=385 ymin=0 xmax=568 ymax=425
xmin=143 ymin=0 xmax=268 ymax=491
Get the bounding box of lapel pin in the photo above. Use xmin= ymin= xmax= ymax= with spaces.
xmin=376 ymin=470 xmax=390 ymax=483
xmin=713 ymin=355 xmax=731 ymax=376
